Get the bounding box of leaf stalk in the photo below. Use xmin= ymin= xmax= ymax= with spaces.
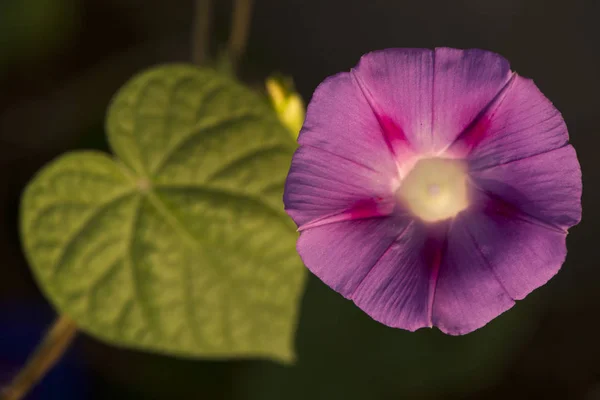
xmin=1 ymin=315 xmax=78 ymax=400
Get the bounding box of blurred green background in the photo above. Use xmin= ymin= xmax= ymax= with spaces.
xmin=1 ymin=0 xmax=599 ymax=399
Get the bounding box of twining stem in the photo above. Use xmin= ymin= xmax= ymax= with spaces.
xmin=192 ymin=0 xmax=213 ymax=65
xmin=227 ymin=0 xmax=255 ymax=70
xmin=1 ymin=315 xmax=78 ymax=400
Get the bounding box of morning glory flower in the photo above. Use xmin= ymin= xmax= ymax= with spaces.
xmin=283 ymin=48 xmax=582 ymax=335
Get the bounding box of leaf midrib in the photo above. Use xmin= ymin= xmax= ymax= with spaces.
xmin=144 ymin=189 xmax=201 ymax=248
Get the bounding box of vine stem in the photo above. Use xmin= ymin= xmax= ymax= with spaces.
xmin=1 ymin=315 xmax=78 ymax=400
xmin=227 ymin=0 xmax=255 ymax=71
xmin=192 ymin=0 xmax=213 ymax=65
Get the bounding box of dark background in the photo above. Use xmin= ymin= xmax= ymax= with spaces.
xmin=1 ymin=0 xmax=599 ymax=399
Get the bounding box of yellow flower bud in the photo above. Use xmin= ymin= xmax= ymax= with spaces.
xmin=266 ymin=76 xmax=305 ymax=139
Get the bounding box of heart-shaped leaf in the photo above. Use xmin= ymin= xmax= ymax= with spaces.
xmin=20 ymin=65 xmax=306 ymax=363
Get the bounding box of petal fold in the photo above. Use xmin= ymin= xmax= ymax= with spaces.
xmin=432 ymin=214 xmax=515 ymax=335
xmin=297 ymin=217 xmax=414 ymax=298
xmin=298 ymin=71 xmax=400 ymax=177
xmin=470 ymin=145 xmax=582 ymax=231
xmin=461 ymin=200 xmax=569 ymax=301
xmin=352 ymin=48 xmax=434 ymax=152
xmin=297 ymin=218 xmax=438 ymax=332
xmin=433 ymin=48 xmax=513 ymax=151
xmin=349 ymin=223 xmax=445 ymax=331
xmin=284 ymin=145 xmax=395 ymax=227
xmin=454 ymin=75 xmax=569 ymax=170
xmin=351 ymin=48 xmax=514 ymax=153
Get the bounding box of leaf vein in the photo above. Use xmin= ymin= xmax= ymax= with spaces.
xmin=205 ymin=145 xmax=292 ymax=183
xmin=46 ymin=191 xmax=136 ymax=277
xmin=152 ymin=112 xmax=261 ymax=176
xmin=126 ymin=195 xmax=164 ymax=339
xmin=154 ymin=184 xmax=287 ymax=219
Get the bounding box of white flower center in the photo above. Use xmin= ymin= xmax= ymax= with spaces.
xmin=396 ymin=157 xmax=469 ymax=222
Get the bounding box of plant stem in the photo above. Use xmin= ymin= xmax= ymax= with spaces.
xmin=227 ymin=0 xmax=254 ymax=71
xmin=192 ymin=0 xmax=213 ymax=65
xmin=1 ymin=315 xmax=78 ymax=400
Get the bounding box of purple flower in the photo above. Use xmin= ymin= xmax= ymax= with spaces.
xmin=283 ymin=48 xmax=582 ymax=335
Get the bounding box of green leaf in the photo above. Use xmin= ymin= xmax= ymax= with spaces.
xmin=20 ymin=65 xmax=306 ymax=363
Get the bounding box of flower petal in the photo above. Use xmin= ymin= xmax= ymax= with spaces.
xmin=470 ymin=145 xmax=582 ymax=231
xmin=287 ymin=47 xmax=582 ymax=337
xmin=297 ymin=216 xmax=452 ymax=331
xmin=296 ymin=217 xmax=414 ymax=297
xmin=284 ymin=145 xmax=395 ymax=227
xmin=349 ymin=223 xmax=446 ymax=332
xmin=454 ymin=75 xmax=569 ymax=170
xmin=351 ymin=48 xmax=434 ymax=152
xmin=433 ymin=48 xmax=513 ymax=151
xmin=432 ymin=214 xmax=515 ymax=335
xmin=298 ymin=217 xmax=438 ymax=331
xmin=352 ymin=48 xmax=513 ymax=153
xmin=298 ymin=70 xmax=401 ymax=176
xmin=461 ymin=197 xmax=569 ymax=301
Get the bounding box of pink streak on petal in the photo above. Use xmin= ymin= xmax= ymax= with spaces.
xmin=298 ymin=71 xmax=398 ymax=178
xmin=454 ymin=115 xmax=491 ymax=154
xmin=467 ymin=201 xmax=568 ymax=301
xmin=284 ymin=145 xmax=395 ymax=227
xmin=480 ymin=191 xmax=565 ymax=235
xmin=445 ymin=73 xmax=516 ymax=157
xmin=470 ymin=145 xmax=581 ymax=231
xmin=350 ymin=67 xmax=414 ymax=160
xmin=297 ymin=216 xmax=416 ymax=298
xmin=348 ymin=220 xmax=433 ymax=331
xmin=298 ymin=197 xmax=396 ymax=231
xmin=432 ymin=48 xmax=513 ymax=151
xmin=378 ymin=114 xmax=412 ymax=156
xmin=352 ymin=48 xmax=434 ymax=152
xmin=464 ymin=75 xmax=569 ymax=171
xmin=424 ymin=231 xmax=446 ymax=326
xmin=432 ymin=213 xmax=516 ymax=335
